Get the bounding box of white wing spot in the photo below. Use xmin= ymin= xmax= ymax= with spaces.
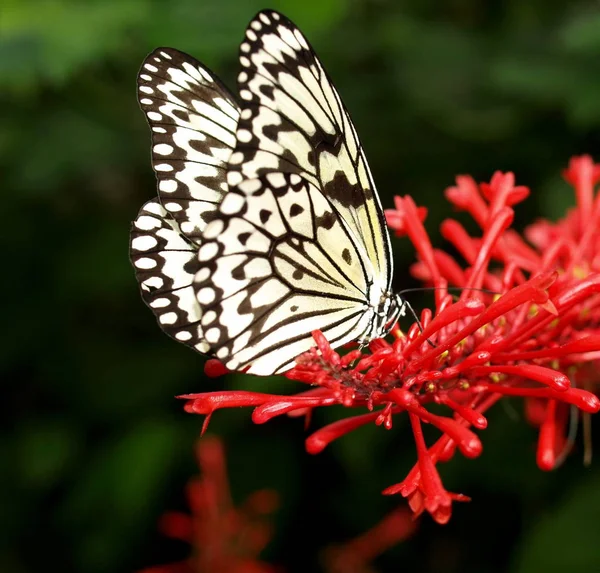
xmin=203 ymin=219 xmax=224 ymax=239
xmin=240 ymin=56 xmax=250 ymax=68
xmin=150 ymin=297 xmax=170 ymax=309
xmin=155 ymin=163 xmax=174 ymax=172
xmin=198 ymin=242 xmax=219 ymax=261
xmin=195 ymin=267 xmax=211 ymax=283
xmin=147 ymin=111 xmax=163 ymax=121
xmin=159 ymin=312 xmax=178 ymax=325
xmin=238 ymin=71 xmax=248 ymax=83
xmin=227 ymin=171 xmax=244 ymax=187
xmin=135 ymin=215 xmax=161 ymax=231
xmin=205 ymin=327 xmax=221 ymax=343
xmin=229 ymin=151 xmax=244 ymax=165
xmin=267 ymin=173 xmax=286 ymax=188
xmin=142 ymin=276 xmax=164 ymax=290
xmin=251 ymin=20 xmax=262 ymax=31
xmin=241 ymin=109 xmax=252 ymax=120
xmin=240 ymin=89 xmax=252 ymax=101
xmin=144 ymin=64 xmax=159 ymax=72
xmin=220 ymin=192 xmax=245 ymax=214
xmin=259 ymin=13 xmax=271 ymax=25
xmin=290 ymin=174 xmax=301 ymax=185
xmin=238 ymin=179 xmax=262 ymax=193
xmin=164 ymin=202 xmax=182 ymax=212
xmin=247 ymin=29 xmax=257 ymax=41
xmin=135 ymin=257 xmax=157 ymax=270
xmin=154 ymin=143 xmax=174 ymax=155
xmin=203 ymin=310 xmax=217 ymax=324
xmin=140 ymin=98 xmax=153 ymax=105
xmin=131 ymin=235 xmax=158 ymax=251
xmin=139 ymin=85 xmax=154 ymax=94
xmin=139 ymin=74 xmax=152 ymax=81
xmin=175 ymin=331 xmax=193 ymax=341
xmin=197 ymin=287 xmax=216 ymax=304
xmin=237 ymin=129 xmax=252 ymax=143
xmin=144 ymin=202 xmax=162 ymax=215
xmin=160 ymin=51 xmax=173 ymax=59
xmin=159 ymin=179 xmax=178 ymax=193
xmin=152 ymin=127 xmax=167 ymax=134
xmin=240 ymin=42 xmax=250 ymax=53
xmin=180 ymin=222 xmax=196 ymax=235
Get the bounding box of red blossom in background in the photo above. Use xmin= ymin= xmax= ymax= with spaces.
xmin=138 ymin=436 xmax=280 ymax=573
xmin=140 ymin=436 xmax=418 ymax=573
xmin=181 ymin=156 xmax=600 ymax=525
xmin=323 ymin=507 xmax=417 ymax=573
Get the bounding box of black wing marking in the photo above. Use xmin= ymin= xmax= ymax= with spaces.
xmin=137 ymin=47 xmax=240 ymax=242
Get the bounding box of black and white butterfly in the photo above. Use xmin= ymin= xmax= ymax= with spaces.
xmin=131 ymin=10 xmax=404 ymax=375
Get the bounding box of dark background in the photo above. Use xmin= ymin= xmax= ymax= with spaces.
xmin=4 ymin=0 xmax=600 ymax=571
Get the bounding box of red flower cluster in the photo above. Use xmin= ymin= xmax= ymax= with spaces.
xmin=182 ymin=156 xmax=600 ymax=525
xmin=138 ymin=436 xmax=280 ymax=573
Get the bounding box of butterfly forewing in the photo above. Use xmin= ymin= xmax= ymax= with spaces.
xmin=137 ymin=47 xmax=240 ymax=242
xmin=227 ymin=10 xmax=392 ymax=284
xmin=132 ymin=48 xmax=241 ymax=352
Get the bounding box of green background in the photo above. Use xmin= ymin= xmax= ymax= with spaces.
xmin=3 ymin=0 xmax=600 ymax=571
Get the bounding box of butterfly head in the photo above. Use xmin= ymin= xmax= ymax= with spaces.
xmin=362 ymin=291 xmax=405 ymax=344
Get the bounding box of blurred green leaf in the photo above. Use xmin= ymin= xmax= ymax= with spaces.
xmin=561 ymin=8 xmax=600 ymax=53
xmin=514 ymin=469 xmax=600 ymax=573
xmin=60 ymin=419 xmax=185 ymax=572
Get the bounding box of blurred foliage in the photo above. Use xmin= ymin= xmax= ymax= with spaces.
xmin=3 ymin=0 xmax=600 ymax=572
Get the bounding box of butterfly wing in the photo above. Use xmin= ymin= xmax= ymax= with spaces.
xmin=228 ymin=10 xmax=392 ymax=282
xmin=196 ymin=174 xmax=374 ymax=374
xmin=131 ymin=199 xmax=209 ymax=352
xmin=195 ymin=11 xmax=393 ymax=375
xmin=131 ymin=48 xmax=240 ymax=351
xmin=137 ymin=47 xmax=240 ymax=242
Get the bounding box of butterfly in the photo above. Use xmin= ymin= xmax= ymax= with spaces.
xmin=130 ymin=10 xmax=404 ymax=376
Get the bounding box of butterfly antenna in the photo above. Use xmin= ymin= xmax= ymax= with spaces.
xmin=400 ymin=299 xmax=436 ymax=348
xmin=398 ymin=286 xmax=500 ymax=297
xmin=397 ymin=286 xmax=499 ymax=349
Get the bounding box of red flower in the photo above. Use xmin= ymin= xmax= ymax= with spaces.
xmin=138 ymin=436 xmax=280 ymax=573
xmin=401 ymin=155 xmax=600 ymax=471
xmin=323 ymin=506 xmax=417 ymax=573
xmin=181 ymin=156 xmax=600 ymax=524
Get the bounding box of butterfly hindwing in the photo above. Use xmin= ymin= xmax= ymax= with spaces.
xmin=131 ymin=199 xmax=209 ymax=352
xmin=137 ymin=47 xmax=240 ymax=242
xmin=195 ymin=174 xmax=374 ymax=374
